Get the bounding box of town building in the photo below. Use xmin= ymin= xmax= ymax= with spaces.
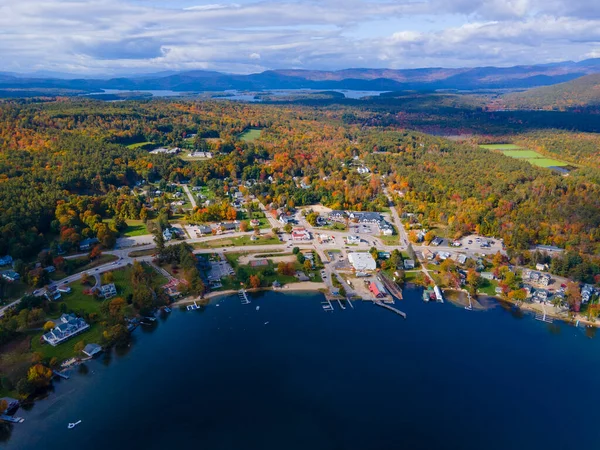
xmin=404 ymin=259 xmax=415 ymax=270
xmin=43 ymin=314 xmax=90 ymax=346
xmin=346 ymin=235 xmax=361 ymax=245
xmin=328 ymin=211 xmax=347 ymax=222
xmin=348 ymin=252 xmax=377 ymax=271
xmin=291 ymin=227 xmax=311 ymax=241
xmin=369 ymin=281 xmax=387 ymax=298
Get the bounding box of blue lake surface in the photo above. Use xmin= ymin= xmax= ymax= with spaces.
xmin=4 ymin=287 xmax=600 ymax=449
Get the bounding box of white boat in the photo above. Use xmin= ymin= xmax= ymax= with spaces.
xmin=68 ymin=420 xmax=82 ymax=429
xmin=264 ymin=321 xmax=269 ymax=325
xmin=256 ymin=306 xmax=260 ymax=311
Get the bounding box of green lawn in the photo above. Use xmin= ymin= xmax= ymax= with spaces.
xmin=380 ymin=234 xmax=400 ymax=246
xmin=126 ymin=141 xmax=153 ymax=149
xmin=479 ymin=278 xmax=499 ymax=296
xmin=193 ymin=234 xmax=281 ymax=249
xmin=0 ymin=281 xmax=29 ymax=303
xmin=123 ymin=220 xmax=149 ymax=237
xmin=31 ymin=324 xmax=104 ymax=361
xmin=238 ymin=128 xmax=262 ymax=142
xmin=480 ymin=144 xmax=523 ymax=150
xmin=526 ymin=158 xmax=570 ymax=168
xmin=501 ymin=150 xmax=544 ymax=158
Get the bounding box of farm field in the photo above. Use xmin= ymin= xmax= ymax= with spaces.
xmin=501 ymin=150 xmax=543 ymax=158
xmin=526 ymin=158 xmax=570 ymax=168
xmin=123 ymin=220 xmax=148 ymax=237
xmin=238 ymin=128 xmax=262 ymax=142
xmin=481 ymin=145 xmax=570 ymax=169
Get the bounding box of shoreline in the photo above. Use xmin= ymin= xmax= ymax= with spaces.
xmin=443 ymin=287 xmax=598 ymax=328
xmin=172 ymin=281 xmax=328 ymax=307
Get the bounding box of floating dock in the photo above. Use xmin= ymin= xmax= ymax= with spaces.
xmin=374 ymin=301 xmax=407 ymax=319
xmin=186 ymin=301 xmax=200 ymax=311
xmin=239 ymin=290 xmax=250 ymax=305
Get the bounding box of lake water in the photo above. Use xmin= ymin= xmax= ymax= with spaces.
xmin=4 ymin=287 xmax=600 ymax=450
xmin=85 ymin=89 xmax=388 ymax=100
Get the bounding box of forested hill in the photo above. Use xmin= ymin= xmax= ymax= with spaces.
xmin=500 ymin=74 xmax=600 ymax=110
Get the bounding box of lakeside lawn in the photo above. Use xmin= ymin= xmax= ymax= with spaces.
xmin=238 ymin=128 xmax=262 ymax=142
xmin=30 ymin=325 xmax=104 ymax=361
xmin=478 ymin=278 xmax=498 ymax=296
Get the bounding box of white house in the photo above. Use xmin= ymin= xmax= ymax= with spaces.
xmin=43 ymin=314 xmax=90 ymax=347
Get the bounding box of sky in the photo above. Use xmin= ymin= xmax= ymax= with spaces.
xmin=1 ymin=0 xmax=599 ymax=75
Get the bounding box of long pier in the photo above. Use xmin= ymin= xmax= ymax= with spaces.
xmin=239 ymin=289 xmax=250 ymax=305
xmin=0 ymin=415 xmax=24 ymax=423
xmin=374 ymin=301 xmax=407 ymax=319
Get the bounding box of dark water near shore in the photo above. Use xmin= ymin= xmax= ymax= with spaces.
xmin=5 ymin=287 xmax=600 ymax=450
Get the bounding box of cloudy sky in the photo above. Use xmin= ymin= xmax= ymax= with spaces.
xmin=1 ymin=0 xmax=599 ymax=75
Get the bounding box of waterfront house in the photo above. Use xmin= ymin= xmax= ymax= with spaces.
xmin=272 ymin=280 xmax=281 ymax=289
xmin=43 ymin=314 xmax=90 ymax=346
xmin=369 ymin=281 xmax=387 ymax=298
xmin=82 ymin=343 xmax=102 ymax=357
xmin=348 ymin=253 xmax=377 ymax=271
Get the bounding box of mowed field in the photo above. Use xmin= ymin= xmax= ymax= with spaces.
xmin=480 ymin=145 xmax=570 ymax=168
xmin=238 ymin=128 xmax=262 ymax=142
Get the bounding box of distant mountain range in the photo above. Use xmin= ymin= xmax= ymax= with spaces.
xmin=499 ymin=73 xmax=600 ymax=110
xmin=1 ymin=59 xmax=600 ymax=94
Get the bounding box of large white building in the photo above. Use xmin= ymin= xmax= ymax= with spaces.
xmin=348 ymin=252 xmax=377 ymax=271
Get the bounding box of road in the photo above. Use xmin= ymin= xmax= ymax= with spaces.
xmin=0 ymin=207 xmax=506 ymax=316
xmin=182 ymin=184 xmax=197 ymax=209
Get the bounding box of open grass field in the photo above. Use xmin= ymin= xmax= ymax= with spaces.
xmin=123 ymin=220 xmax=149 ymax=237
xmin=480 ymin=144 xmax=523 ymax=150
xmin=526 ymin=158 xmax=570 ymax=168
xmin=238 ymin=128 xmax=262 ymax=142
xmin=501 ymin=150 xmax=544 ymax=158
xmin=193 ymin=234 xmax=281 ymax=249
xmin=126 ymin=141 xmax=154 ymax=149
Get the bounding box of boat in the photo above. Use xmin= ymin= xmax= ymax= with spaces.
xmin=1 ymin=415 xmax=24 ymax=424
xmin=67 ymin=420 xmax=82 ymax=429
xmin=256 ymin=306 xmax=260 ymax=311
xmin=163 ymin=307 xmax=171 ymax=313
xmin=264 ymin=321 xmax=269 ymax=325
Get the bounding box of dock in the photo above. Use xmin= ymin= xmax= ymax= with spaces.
xmin=535 ymin=313 xmax=554 ymax=323
xmin=321 ymin=298 xmax=334 ymax=312
xmin=0 ymin=415 xmax=24 ymax=424
xmin=186 ymin=301 xmax=199 ymax=311
xmin=374 ymin=301 xmax=407 ymax=319
xmin=239 ymin=289 xmax=250 ymax=305
xmin=53 ymin=370 xmax=70 ymax=380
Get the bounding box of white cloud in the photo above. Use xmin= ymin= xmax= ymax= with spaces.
xmin=0 ymin=0 xmax=598 ymax=74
